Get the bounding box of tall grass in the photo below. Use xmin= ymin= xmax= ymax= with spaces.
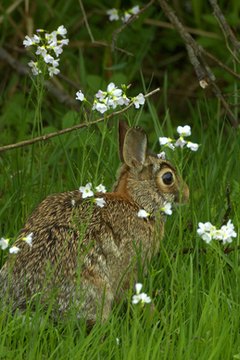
xmin=0 ymin=94 xmax=240 ymax=359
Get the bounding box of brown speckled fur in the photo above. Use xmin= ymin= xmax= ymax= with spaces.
xmin=0 ymin=123 xmax=189 ymax=324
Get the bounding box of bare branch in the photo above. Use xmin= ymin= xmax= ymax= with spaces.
xmin=0 ymin=88 xmax=160 ymax=153
xmin=209 ymin=0 xmax=240 ymax=54
xmin=158 ymin=0 xmax=238 ymax=128
xmin=144 ymin=18 xmax=221 ymax=40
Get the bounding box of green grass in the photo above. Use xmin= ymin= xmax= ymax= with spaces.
xmin=0 ymin=97 xmax=240 ymax=360
xmin=1 ymin=1 xmax=240 ymax=358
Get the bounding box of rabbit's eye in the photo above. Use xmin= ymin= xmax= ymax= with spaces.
xmin=162 ymin=171 xmax=174 ymax=185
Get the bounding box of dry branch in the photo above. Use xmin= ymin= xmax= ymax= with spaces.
xmin=0 ymin=88 xmax=160 ymax=154
xmin=158 ymin=0 xmax=238 ymax=128
xmin=209 ymin=0 xmax=240 ymax=54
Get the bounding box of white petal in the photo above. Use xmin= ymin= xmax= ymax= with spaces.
xmin=135 ymin=283 xmax=143 ymax=294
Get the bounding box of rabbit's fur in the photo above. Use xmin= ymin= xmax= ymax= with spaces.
xmin=0 ymin=122 xmax=189 ymax=325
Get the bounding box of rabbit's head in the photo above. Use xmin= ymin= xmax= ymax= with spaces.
xmin=113 ymin=122 xmax=189 ymax=214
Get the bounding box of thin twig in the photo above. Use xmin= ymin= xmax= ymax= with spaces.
xmin=209 ymin=0 xmax=240 ymax=54
xmin=144 ymin=18 xmax=221 ymax=39
xmin=0 ymin=88 xmax=160 ymax=153
xmin=69 ymin=39 xmax=134 ymax=57
xmin=78 ymin=0 xmax=95 ymax=43
xmin=204 ymin=50 xmax=240 ymax=81
xmin=146 ymin=17 xmax=240 ymax=81
xmin=111 ymin=0 xmax=155 ymax=51
xmin=158 ymin=0 xmax=238 ymax=128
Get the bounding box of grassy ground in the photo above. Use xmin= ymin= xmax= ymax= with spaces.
xmin=0 ymin=98 xmax=240 ymax=360
xmin=1 ymin=1 xmax=240 ymax=359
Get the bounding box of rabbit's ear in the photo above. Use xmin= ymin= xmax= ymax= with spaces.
xmin=122 ymin=127 xmax=147 ymax=168
xmin=119 ymin=121 xmax=129 ymax=162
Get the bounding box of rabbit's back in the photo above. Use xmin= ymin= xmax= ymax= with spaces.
xmin=0 ymin=190 xmax=159 ymax=317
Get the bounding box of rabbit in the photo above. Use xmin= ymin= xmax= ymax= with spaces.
xmin=0 ymin=121 xmax=189 ymax=326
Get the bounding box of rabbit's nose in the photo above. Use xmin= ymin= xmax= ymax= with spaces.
xmin=181 ymin=183 xmax=189 ymax=203
xmin=175 ymin=183 xmax=189 ymax=204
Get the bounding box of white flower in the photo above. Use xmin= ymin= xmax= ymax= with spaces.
xmin=137 ymin=209 xmax=150 ymax=218
xmin=132 ymin=283 xmax=151 ymax=305
xmin=159 ymin=137 xmax=172 ymax=146
xmin=197 ymin=222 xmax=217 ymax=244
xmin=157 ymin=151 xmax=166 ymax=160
xmin=161 ymin=202 xmax=172 ymax=215
xmin=57 ymin=25 xmax=67 ymax=37
xmin=92 ymin=101 xmax=108 ymax=114
xmin=76 ymin=90 xmax=85 ymax=101
xmin=107 ymin=8 xmax=119 ymax=21
xmin=197 ymin=222 xmax=216 ymax=235
xmin=132 ymin=93 xmax=145 ymax=109
xmin=177 ymin=125 xmax=191 ymax=137
xmin=95 ymin=184 xmax=107 ymax=193
xmin=22 ymin=233 xmax=33 ymax=247
xmin=24 ymin=27 xmax=68 ymax=78
xmin=95 ymin=90 xmax=106 ymax=100
xmin=9 ymin=246 xmax=20 ymax=254
xmin=130 ymin=5 xmax=140 ymax=15
xmin=159 ymin=137 xmax=175 ymax=150
xmin=48 ymin=65 xmax=60 ymax=77
xmin=187 ymin=142 xmax=199 ymax=152
xmin=132 ymin=292 xmax=152 ymax=304
xmin=79 ymin=182 xmax=94 ymax=198
xmin=36 ymin=46 xmax=47 ymax=57
xmin=175 ymin=137 xmax=187 ymax=148
xmin=28 ymin=61 xmax=41 ymax=76
xmin=95 ymin=198 xmax=106 ymax=208
xmin=0 ymin=237 xmax=9 ymax=250
xmin=107 ymin=82 xmax=122 ymax=97
xmin=59 ymin=38 xmax=69 ymax=46
xmin=50 ymin=58 xmax=60 ymax=67
xmin=135 ymin=283 xmax=143 ymax=294
xmin=23 ymin=35 xmax=40 ymax=47
xmin=122 ymin=11 xmax=131 ymax=23
xmin=215 ymin=220 xmax=237 ymax=244
xmin=23 ymin=35 xmax=34 ymax=47
xmin=43 ymin=53 xmax=55 ymax=64
xmin=46 ymin=32 xmax=57 ymax=47
xmin=52 ymin=45 xmax=63 ymax=57
xmin=121 ymin=94 xmax=130 ymax=106
xmin=197 ymin=220 xmax=237 ymax=245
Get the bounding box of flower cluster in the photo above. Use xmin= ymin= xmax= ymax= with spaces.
xmin=197 ymin=220 xmax=237 ymax=244
xmin=132 ymin=283 xmax=151 ymax=305
xmin=0 ymin=233 xmax=33 ymax=254
xmin=137 ymin=202 xmax=172 ymax=219
xmin=76 ymin=82 xmax=145 ymax=114
xmin=23 ymin=25 xmax=69 ymax=77
xmin=79 ymin=183 xmax=107 ymax=207
xmin=107 ymin=5 xmax=140 ymax=23
xmin=159 ymin=125 xmax=199 ymax=152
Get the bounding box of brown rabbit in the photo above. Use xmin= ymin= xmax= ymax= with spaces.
xmin=0 ymin=122 xmax=189 ymax=325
